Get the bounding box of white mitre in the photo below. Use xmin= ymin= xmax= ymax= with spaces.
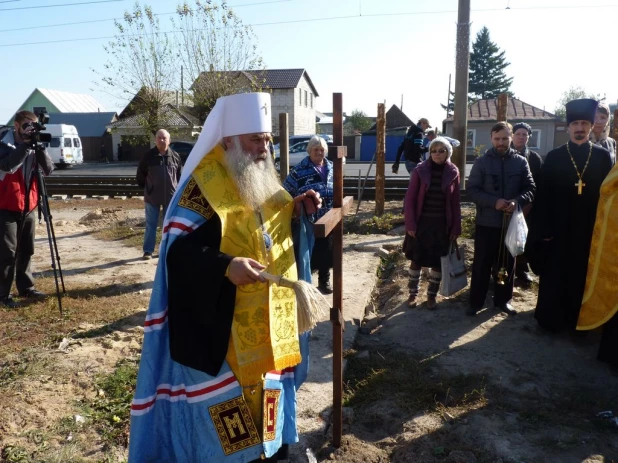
xmin=179 ymin=92 xmax=272 ymax=186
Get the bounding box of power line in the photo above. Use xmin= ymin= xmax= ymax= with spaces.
xmin=0 ymin=0 xmax=122 ymax=11
xmin=0 ymin=0 xmax=292 ymax=33
xmin=2 ymin=3 xmax=618 ymax=47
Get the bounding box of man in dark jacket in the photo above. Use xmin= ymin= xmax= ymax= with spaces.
xmin=136 ymin=129 xmax=182 ymax=259
xmin=0 ymin=110 xmax=55 ymax=308
xmin=511 ymin=122 xmax=543 ymax=284
xmin=392 ymin=117 xmax=430 ymax=174
xmin=466 ymin=121 xmax=535 ymax=316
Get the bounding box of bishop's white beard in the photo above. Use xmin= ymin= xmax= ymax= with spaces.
xmin=224 ymin=137 xmax=283 ymax=209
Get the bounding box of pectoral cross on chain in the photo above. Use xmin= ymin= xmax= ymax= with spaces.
xmin=575 ymin=179 xmax=585 ymax=195
xmin=261 ymin=103 xmax=268 ymax=115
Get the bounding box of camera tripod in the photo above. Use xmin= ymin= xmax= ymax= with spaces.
xmin=14 ymin=153 xmax=66 ymax=314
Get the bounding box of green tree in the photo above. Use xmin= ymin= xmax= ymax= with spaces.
xmin=469 ymin=27 xmax=514 ymax=100
xmin=173 ymin=1 xmax=265 ymax=121
xmin=346 ymin=109 xmax=373 ymax=134
xmin=553 ymin=85 xmax=604 ymax=120
xmin=93 ymin=2 xmax=177 ymax=136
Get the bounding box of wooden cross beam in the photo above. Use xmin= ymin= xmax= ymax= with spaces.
xmin=313 ymin=93 xmax=353 ymax=448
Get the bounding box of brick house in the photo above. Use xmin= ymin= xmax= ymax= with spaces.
xmin=193 ymin=69 xmax=319 ymax=137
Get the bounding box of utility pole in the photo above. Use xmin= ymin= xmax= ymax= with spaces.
xmin=446 ymin=73 xmax=452 ymax=119
xmin=452 ymin=0 xmax=470 ymax=187
xmin=181 ymin=65 xmax=184 ymax=106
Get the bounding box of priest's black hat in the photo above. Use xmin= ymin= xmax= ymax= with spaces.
xmin=565 ymin=98 xmax=598 ymax=125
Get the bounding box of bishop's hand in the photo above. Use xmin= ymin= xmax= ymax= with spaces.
xmin=227 ymin=257 xmax=266 ymax=286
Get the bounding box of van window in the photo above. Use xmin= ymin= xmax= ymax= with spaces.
xmin=73 ymin=138 xmax=81 ymax=148
xmin=49 ymin=138 xmax=61 ymax=148
xmin=64 ymin=138 xmax=72 ymax=148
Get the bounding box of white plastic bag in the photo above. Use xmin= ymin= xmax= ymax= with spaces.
xmin=505 ymin=204 xmax=528 ymax=257
xmin=439 ymin=242 xmax=468 ymax=297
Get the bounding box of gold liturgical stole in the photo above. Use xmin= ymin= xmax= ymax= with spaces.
xmin=578 ymin=164 xmax=618 ymax=330
xmin=192 ymin=145 xmax=301 ymax=388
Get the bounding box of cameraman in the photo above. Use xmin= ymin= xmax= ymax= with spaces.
xmin=0 ymin=110 xmax=54 ymax=308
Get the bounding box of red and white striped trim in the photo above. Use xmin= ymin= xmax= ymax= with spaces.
xmin=162 ymin=216 xmax=198 ymax=238
xmin=131 ymin=371 xmax=239 ymax=416
xmin=265 ymin=367 xmax=295 ymax=381
xmin=143 ymin=309 xmax=168 ymax=332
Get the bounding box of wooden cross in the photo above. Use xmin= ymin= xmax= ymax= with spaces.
xmin=575 ymin=179 xmax=585 ymax=195
xmin=313 ymin=93 xmax=352 ymax=448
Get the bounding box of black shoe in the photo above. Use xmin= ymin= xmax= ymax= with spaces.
xmin=1 ymin=296 xmax=19 ymax=309
xmin=19 ymin=289 xmax=46 ymax=299
xmin=318 ymin=281 xmax=333 ymax=295
xmin=496 ymin=303 xmax=517 ymax=316
xmin=465 ymin=306 xmax=478 ymax=316
xmin=143 ymin=252 xmax=153 ymax=260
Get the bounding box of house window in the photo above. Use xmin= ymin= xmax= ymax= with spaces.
xmin=466 ymin=129 xmax=476 ymax=148
xmin=528 ymin=129 xmax=541 ymax=150
xmin=310 ymin=93 xmax=313 ymax=109
xmin=304 ymin=90 xmax=308 ymax=107
xmin=299 ymin=88 xmax=302 ymax=105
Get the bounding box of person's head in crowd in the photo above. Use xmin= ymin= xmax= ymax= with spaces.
xmin=592 ymin=101 xmax=611 ymax=140
xmin=566 ymin=98 xmax=598 ymax=144
xmin=425 ymin=127 xmax=438 ymax=141
xmin=512 ymin=122 xmax=532 ymax=152
xmin=428 ymin=136 xmax=452 ymax=165
xmin=13 ymin=110 xmax=37 ymax=143
xmin=417 ymin=118 xmax=430 ymax=131
xmin=306 ymin=136 xmax=328 ymax=166
xmin=155 ymin=129 xmax=171 ymax=154
xmin=490 ymin=121 xmax=513 ymax=155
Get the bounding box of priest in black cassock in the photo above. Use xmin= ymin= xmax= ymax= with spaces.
xmin=533 ymin=99 xmax=613 ymax=332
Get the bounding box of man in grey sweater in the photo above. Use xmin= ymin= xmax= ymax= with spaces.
xmin=465 ymin=122 xmax=535 ymax=316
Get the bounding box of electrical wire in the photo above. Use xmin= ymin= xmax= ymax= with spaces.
xmin=2 ymin=2 xmax=618 ymax=46
xmin=0 ymin=0 xmax=292 ymax=32
xmin=0 ymin=0 xmax=122 ymax=11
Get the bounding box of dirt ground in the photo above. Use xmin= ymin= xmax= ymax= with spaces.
xmin=0 ymin=199 xmax=617 ymax=463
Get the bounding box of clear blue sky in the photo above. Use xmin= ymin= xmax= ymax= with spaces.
xmin=2 ymin=0 xmax=617 ymax=128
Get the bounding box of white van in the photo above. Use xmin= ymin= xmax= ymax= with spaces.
xmin=41 ymin=124 xmax=83 ymax=168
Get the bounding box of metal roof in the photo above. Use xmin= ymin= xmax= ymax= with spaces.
xmin=445 ymin=97 xmax=559 ymax=122
xmin=37 ymin=88 xmax=106 ymax=113
xmin=195 ymin=69 xmax=319 ymax=96
xmin=110 ymin=104 xmax=200 ymax=129
xmin=46 ymin=112 xmax=117 ymax=137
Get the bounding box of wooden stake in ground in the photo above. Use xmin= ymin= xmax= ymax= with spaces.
xmin=314 ymin=93 xmax=353 ymax=448
xmin=375 ymin=103 xmax=385 ymax=216
xmin=497 ymin=93 xmax=509 ymax=122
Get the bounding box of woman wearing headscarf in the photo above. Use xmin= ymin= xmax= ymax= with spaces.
xmin=284 ymin=136 xmax=334 ymax=294
xmin=589 ymin=101 xmax=616 ymax=166
xmin=403 ymin=136 xmax=461 ymax=309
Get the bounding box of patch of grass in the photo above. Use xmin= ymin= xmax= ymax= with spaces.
xmin=93 ymin=224 xmax=160 ymax=251
xmin=461 ymin=213 xmax=476 ymax=239
xmin=343 ymin=350 xmax=487 ymax=415
xmin=345 ymin=212 xmax=403 ymax=235
xmin=84 ymin=358 xmax=139 ymax=447
xmin=0 ymin=279 xmax=149 ymax=362
xmin=1 ymin=445 xmax=30 ymax=463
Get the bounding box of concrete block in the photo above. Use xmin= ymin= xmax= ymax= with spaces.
xmin=93 ymin=195 xmax=109 ymax=200
xmin=71 ymin=195 xmax=87 ymax=200
xmin=51 ymin=194 xmax=67 ymax=200
xmin=113 ymin=196 xmax=127 ymax=200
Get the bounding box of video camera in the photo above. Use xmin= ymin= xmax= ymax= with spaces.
xmin=22 ymin=111 xmax=52 ymax=145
